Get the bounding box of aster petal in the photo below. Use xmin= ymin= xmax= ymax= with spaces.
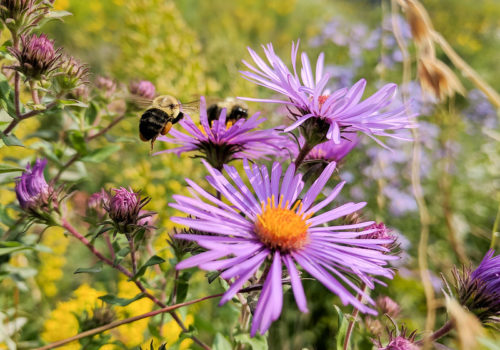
xmin=283 ymin=254 xmax=308 ymax=313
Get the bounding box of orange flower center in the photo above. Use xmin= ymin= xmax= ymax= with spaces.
xmin=254 ymin=195 xmax=312 ymax=252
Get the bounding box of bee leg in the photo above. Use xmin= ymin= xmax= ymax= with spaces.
xmin=161 ymin=122 xmax=173 ymax=135
xmin=172 ymin=111 xmax=184 ymax=124
xmin=150 ymin=135 xmax=158 ymax=153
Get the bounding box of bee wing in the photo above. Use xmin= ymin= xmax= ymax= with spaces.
xmin=128 ymin=95 xmax=153 ymax=108
xmin=179 ymin=99 xmax=200 ymax=113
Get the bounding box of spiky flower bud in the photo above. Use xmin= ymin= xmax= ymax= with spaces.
xmin=452 ymin=250 xmax=500 ymax=325
xmin=376 ymin=326 xmax=419 ymax=350
xmin=360 ymin=222 xmax=397 ymax=250
xmin=105 ymin=187 xmax=151 ymax=234
xmin=168 ymin=228 xmax=205 ymax=261
xmin=53 ymin=54 xmax=89 ymax=91
xmin=8 ymin=33 xmax=62 ymax=80
xmin=79 ymin=307 xmax=115 ymax=331
xmin=376 ymin=296 xmax=401 ymax=318
xmin=0 ymin=0 xmax=51 ymax=34
xmin=129 ymin=80 xmax=156 ymax=99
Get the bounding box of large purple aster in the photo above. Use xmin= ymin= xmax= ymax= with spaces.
xmin=170 ymin=160 xmax=396 ymax=335
xmin=156 ymin=97 xmax=285 ymax=169
xmin=240 ymin=41 xmax=416 ymax=146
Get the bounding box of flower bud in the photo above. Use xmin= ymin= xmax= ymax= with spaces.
xmin=360 ymin=222 xmax=397 ymax=250
xmin=105 ymin=187 xmax=151 ymax=233
xmin=87 ymin=189 xmax=110 ymax=220
xmin=95 ymin=76 xmax=116 ymax=99
xmin=79 ymin=307 xmax=115 ymax=332
xmin=453 ymin=250 xmax=500 ymax=325
xmin=129 ymin=80 xmax=156 ymax=99
xmin=54 ymin=54 xmax=89 ymax=91
xmin=0 ymin=0 xmax=50 ymax=33
xmin=376 ymin=296 xmax=401 ymax=318
xmin=376 ymin=326 xmax=419 ymax=350
xmin=15 ymin=158 xmax=51 ymax=210
xmin=9 ymin=33 xmax=62 ymax=80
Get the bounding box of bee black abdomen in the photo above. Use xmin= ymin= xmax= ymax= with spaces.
xmin=139 ymin=108 xmax=169 ymax=141
xmin=207 ymin=104 xmax=220 ymax=126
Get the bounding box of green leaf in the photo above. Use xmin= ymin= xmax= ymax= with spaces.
xmin=84 ymin=101 xmax=99 ymax=125
xmin=174 ymin=271 xmax=191 ymax=303
xmin=67 ymin=130 xmax=87 ymax=154
xmin=234 ymin=334 xmax=268 ymax=350
xmin=334 ymin=305 xmax=349 ymax=350
xmin=46 ymin=10 xmax=73 ymax=19
xmin=213 ymin=333 xmax=232 ymax=350
xmin=113 ymin=246 xmax=130 ymax=265
xmin=59 ymin=99 xmax=88 ymax=108
xmin=0 ymin=164 xmax=24 ymax=174
xmin=74 ymin=261 xmax=103 ymax=274
xmin=99 ymin=292 xmax=145 ymax=306
xmin=1 ymin=133 xmax=24 ymax=147
xmin=81 ymin=144 xmax=121 ymax=163
xmin=130 ymin=255 xmax=166 ymax=281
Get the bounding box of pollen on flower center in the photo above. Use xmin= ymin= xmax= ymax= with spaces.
xmin=254 ymin=195 xmax=312 ymax=252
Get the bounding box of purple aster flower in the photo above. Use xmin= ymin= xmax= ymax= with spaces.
xmin=9 ymin=33 xmax=62 ymax=80
xmin=171 ymin=160 xmax=396 ymax=336
xmin=453 ymin=250 xmax=500 ymax=324
xmin=87 ymin=189 xmax=110 ymax=220
xmin=156 ymin=96 xmax=286 ymax=170
xmin=306 ymin=135 xmax=358 ymax=163
xmin=240 ymin=41 xmax=416 ymax=147
xmin=105 ymin=187 xmax=152 ymax=233
xmin=15 ymin=158 xmax=51 ymax=210
xmin=129 ymin=80 xmax=156 ymax=100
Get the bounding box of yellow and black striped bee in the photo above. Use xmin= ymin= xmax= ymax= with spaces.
xmin=135 ymin=95 xmax=198 ymax=150
xmin=207 ymin=98 xmax=248 ymax=127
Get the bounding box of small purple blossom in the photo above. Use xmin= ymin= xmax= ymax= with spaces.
xmin=376 ymin=296 xmax=401 ymax=318
xmin=95 ymin=76 xmax=116 ymax=98
xmin=129 ymin=80 xmax=156 ymax=99
xmin=171 ymin=160 xmax=396 ymax=336
xmin=240 ymin=41 xmax=416 ymax=146
xmin=156 ymin=96 xmax=286 ymax=169
xmin=376 ymin=326 xmax=419 ymax=350
xmin=15 ymin=158 xmax=50 ymax=210
xmin=9 ymin=33 xmax=62 ymax=79
xmin=87 ymin=189 xmax=110 ymax=220
xmin=306 ymin=135 xmax=358 ymax=162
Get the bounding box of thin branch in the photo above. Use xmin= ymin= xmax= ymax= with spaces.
xmin=342 ymin=284 xmax=366 ymax=350
xmin=87 ymin=114 xmax=125 ymax=141
xmin=61 ymin=219 xmax=211 ymax=350
xmin=490 ymin=199 xmax=500 ymax=249
xmin=34 ymin=293 xmax=224 ymax=350
xmin=415 ymin=320 xmax=454 ymax=346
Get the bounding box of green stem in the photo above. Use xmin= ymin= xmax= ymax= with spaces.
xmin=490 ymin=200 xmax=500 ymax=249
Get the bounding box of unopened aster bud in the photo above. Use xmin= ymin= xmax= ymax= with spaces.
xmin=105 ymin=187 xmax=151 ymax=233
xmin=15 ymin=158 xmax=50 ymax=210
xmin=168 ymin=228 xmax=205 ymax=261
xmin=376 ymin=326 xmax=419 ymax=350
xmin=376 ymin=296 xmax=401 ymax=318
xmin=129 ymin=80 xmax=156 ymax=99
xmin=87 ymin=189 xmax=109 ymax=220
xmin=0 ymin=0 xmax=50 ymax=33
xmin=54 ymin=54 xmax=89 ymax=90
xmin=453 ymin=250 xmax=500 ymax=325
xmin=9 ymin=33 xmax=62 ymax=80
xmin=95 ymin=76 xmax=116 ymax=98
xmin=79 ymin=307 xmax=115 ymax=331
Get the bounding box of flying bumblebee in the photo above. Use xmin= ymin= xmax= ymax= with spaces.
xmin=133 ymin=95 xmax=198 ymax=150
xmin=207 ymin=98 xmax=249 ymax=127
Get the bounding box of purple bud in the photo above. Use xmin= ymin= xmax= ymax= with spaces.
xmin=306 ymin=134 xmax=359 ymax=162
xmin=95 ymin=76 xmax=117 ymax=98
xmin=380 ymin=336 xmax=419 ymax=350
xmin=105 ymin=187 xmax=151 ymax=233
xmin=0 ymin=0 xmax=50 ymax=28
xmin=15 ymin=158 xmax=51 ymax=210
xmin=360 ymin=222 xmax=397 ymax=250
xmin=57 ymin=54 xmax=90 ymax=89
xmin=129 ymin=80 xmax=156 ymax=99
xmin=376 ymin=296 xmax=401 ymax=318
xmin=9 ymin=33 xmax=62 ymax=79
xmin=87 ymin=189 xmax=110 ymax=219
xmin=455 ymin=250 xmax=500 ymax=324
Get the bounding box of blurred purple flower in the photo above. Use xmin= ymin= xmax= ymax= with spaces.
xmin=129 ymin=80 xmax=156 ymax=100
xmin=463 ymin=89 xmax=498 ymax=130
xmin=376 ymin=296 xmax=401 ymax=318
xmin=171 ymin=160 xmax=396 ymax=336
xmin=240 ymin=42 xmax=416 ymax=146
xmin=15 ymin=158 xmax=50 ymax=210
xmin=156 ymin=96 xmax=286 ymax=170
xmin=87 ymin=189 xmax=110 ymax=219
xmin=95 ymin=76 xmax=116 ymax=98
